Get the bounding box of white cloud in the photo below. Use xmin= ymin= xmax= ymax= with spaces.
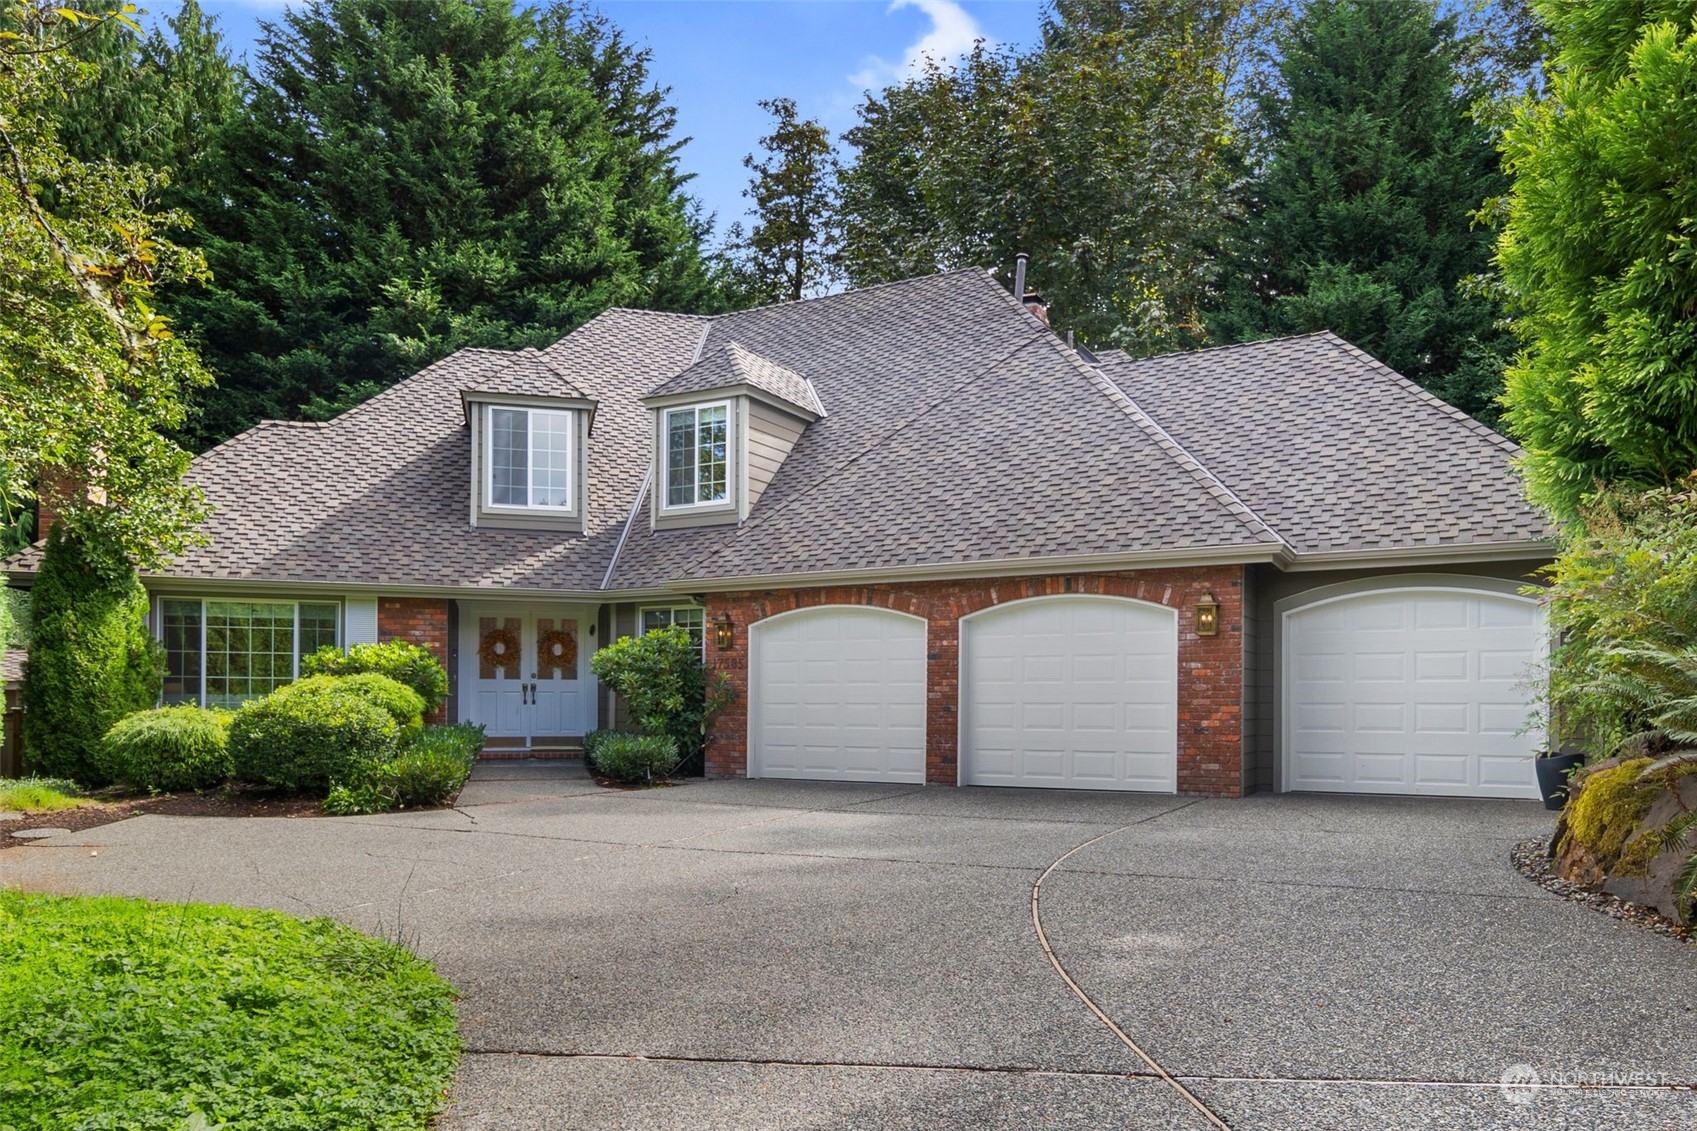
xmin=847 ymin=0 xmax=987 ymax=92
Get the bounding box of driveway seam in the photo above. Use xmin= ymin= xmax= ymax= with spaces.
xmin=1050 ymin=866 xmax=1556 ymax=902
xmin=1030 ymin=805 xmax=1234 ymax=1130
xmin=454 ymin=1049 xmax=1697 ymax=1093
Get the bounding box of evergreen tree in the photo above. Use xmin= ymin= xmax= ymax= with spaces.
xmin=167 ymin=0 xmax=717 ymax=445
xmin=1497 ymin=0 xmax=1697 ymax=522
xmin=22 ymin=527 xmax=162 ymax=786
xmin=720 ymin=97 xmax=838 ymax=306
xmin=1209 ymin=0 xmax=1511 ymax=422
xmin=836 ymin=0 xmax=1246 ymax=353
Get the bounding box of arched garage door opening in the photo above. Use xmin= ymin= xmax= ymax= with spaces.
xmin=748 ymin=606 xmax=928 ymax=783
xmin=1281 ymin=581 xmax=1544 ymax=799
xmin=960 ymin=595 xmax=1178 ymax=792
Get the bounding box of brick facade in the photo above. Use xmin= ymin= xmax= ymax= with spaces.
xmin=703 ymin=566 xmax=1247 ymax=797
xmin=378 ymin=597 xmax=452 ymax=725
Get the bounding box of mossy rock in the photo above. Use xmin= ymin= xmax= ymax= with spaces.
xmin=1558 ymin=757 xmax=1656 ymax=871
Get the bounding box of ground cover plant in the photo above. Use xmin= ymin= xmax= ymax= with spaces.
xmin=0 ymin=892 xmax=459 ymax=1130
xmin=0 ymin=777 xmax=80 ymax=812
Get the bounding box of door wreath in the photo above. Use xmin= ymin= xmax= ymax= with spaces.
xmin=537 ymin=625 xmax=577 ymax=674
xmin=477 ymin=626 xmax=521 ymax=670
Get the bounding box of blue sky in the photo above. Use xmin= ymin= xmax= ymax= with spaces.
xmin=170 ymin=0 xmax=1046 ymax=242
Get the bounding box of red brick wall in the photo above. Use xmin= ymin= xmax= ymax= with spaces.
xmin=378 ymin=597 xmax=451 ymax=725
xmin=704 ymin=567 xmax=1246 ymax=797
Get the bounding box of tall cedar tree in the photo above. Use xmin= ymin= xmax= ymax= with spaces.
xmin=1209 ymin=0 xmax=1511 ymax=423
xmin=155 ymin=0 xmax=717 ymax=446
xmin=1497 ymin=0 xmax=1697 ymax=523
xmin=719 ymin=97 xmax=839 ymax=306
xmin=836 ymin=0 xmax=1242 ymax=353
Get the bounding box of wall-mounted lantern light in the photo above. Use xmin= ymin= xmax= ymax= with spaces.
xmin=714 ymin=613 xmax=734 ymax=652
xmin=1194 ymin=593 xmax=1220 ymax=637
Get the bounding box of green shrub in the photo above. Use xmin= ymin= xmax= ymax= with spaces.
xmin=324 ymin=777 xmax=398 ymax=816
xmin=318 ymin=673 xmax=426 ymax=738
xmin=0 ymin=892 xmax=459 ymax=1130
xmin=589 ymin=626 xmax=732 ymax=772
xmin=97 ymin=705 xmax=232 ymax=792
xmin=303 ymin=640 xmax=449 ymax=714
xmin=389 ymin=748 xmax=470 ymax=808
xmin=581 ymin=728 xmax=619 ymax=772
xmin=21 ymin=528 xmax=162 ymax=786
xmin=594 ymin=733 xmax=677 ymax=784
xmin=229 ymin=685 xmax=399 ymax=793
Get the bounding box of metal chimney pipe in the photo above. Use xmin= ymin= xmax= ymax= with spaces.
xmin=1013 ymin=253 xmax=1028 ymax=301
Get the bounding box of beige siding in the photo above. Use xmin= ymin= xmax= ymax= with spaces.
xmin=745 ymin=398 xmax=809 ymax=515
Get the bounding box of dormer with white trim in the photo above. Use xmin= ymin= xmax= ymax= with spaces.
xmin=460 ymin=348 xmax=597 ymax=532
xmin=642 ymin=342 xmax=823 ymax=530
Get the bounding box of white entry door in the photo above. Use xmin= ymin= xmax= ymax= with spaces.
xmin=459 ymin=604 xmax=595 ymax=745
xmin=749 ymin=606 xmax=927 ymax=782
xmin=961 ymin=596 xmax=1179 ymax=792
xmin=1282 ymin=586 xmax=1543 ymax=798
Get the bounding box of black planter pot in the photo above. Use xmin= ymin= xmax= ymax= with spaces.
xmin=1535 ymin=752 xmax=1585 ymax=811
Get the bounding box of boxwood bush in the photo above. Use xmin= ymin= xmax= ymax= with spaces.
xmin=316 ymin=673 xmax=426 ymax=738
xmin=98 ymin=705 xmax=233 ymax=792
xmin=303 ymin=641 xmax=448 ymax=714
xmin=230 ymin=683 xmax=399 ymax=793
xmin=594 ymin=733 xmax=677 ymax=784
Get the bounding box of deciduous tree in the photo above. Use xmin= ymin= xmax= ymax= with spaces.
xmin=720 ymin=97 xmax=838 ymax=306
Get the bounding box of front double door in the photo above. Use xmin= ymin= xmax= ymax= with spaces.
xmin=460 ymin=604 xmax=596 ymax=747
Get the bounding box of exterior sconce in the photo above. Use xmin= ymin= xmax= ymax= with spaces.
xmin=714 ymin=613 xmax=734 ymax=651
xmin=1194 ymin=594 xmax=1220 ymax=637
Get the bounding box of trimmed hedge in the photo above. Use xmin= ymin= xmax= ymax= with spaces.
xmin=230 ymin=683 xmax=399 ymax=793
xmin=316 ymin=673 xmax=426 ymax=738
xmin=98 ymin=706 xmax=233 ymax=792
xmin=21 ymin=529 xmax=161 ymax=786
xmin=303 ymin=641 xmax=448 ymax=714
xmin=594 ymin=733 xmax=677 ymax=784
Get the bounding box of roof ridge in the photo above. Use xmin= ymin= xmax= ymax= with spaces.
xmin=1044 ymin=331 xmax=1289 ymax=548
xmin=600 ymin=307 xmax=714 ymax=323
xmin=1316 ymin=333 xmax=1525 ymax=458
xmin=1097 ymin=330 xmax=1338 ymax=367
xmin=709 ymin=267 xmax=995 ymax=322
xmin=668 ymin=328 xmax=1054 ymax=580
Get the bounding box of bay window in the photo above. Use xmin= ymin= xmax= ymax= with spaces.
xmin=159 ymin=599 xmax=341 ymax=708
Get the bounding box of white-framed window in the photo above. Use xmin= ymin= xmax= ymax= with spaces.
xmin=158 ymin=598 xmax=340 ymax=708
xmin=487 ymin=406 xmax=575 ymax=511
xmin=663 ymin=402 xmax=729 ymax=508
xmin=640 ymin=605 xmax=706 ymax=653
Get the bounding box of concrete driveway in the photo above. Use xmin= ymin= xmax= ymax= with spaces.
xmin=4 ymin=763 xmax=1696 ymax=1130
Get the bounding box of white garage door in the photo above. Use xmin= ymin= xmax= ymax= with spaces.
xmin=749 ymin=607 xmax=927 ymax=782
xmin=962 ymin=596 xmax=1178 ymax=792
xmin=1283 ymin=587 xmax=1543 ymax=798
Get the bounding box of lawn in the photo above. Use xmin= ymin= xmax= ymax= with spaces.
xmin=0 ymin=778 xmax=81 ymax=812
xmin=0 ymin=893 xmax=459 ymax=1130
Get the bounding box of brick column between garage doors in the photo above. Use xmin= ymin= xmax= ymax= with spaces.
xmin=703 ymin=567 xmax=1246 ymax=797
xmin=378 ymin=597 xmax=452 ymax=725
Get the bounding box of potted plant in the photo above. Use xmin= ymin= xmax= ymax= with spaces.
xmin=1535 ymin=750 xmax=1585 ymax=811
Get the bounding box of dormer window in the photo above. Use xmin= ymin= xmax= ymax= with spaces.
xmin=487 ymin=406 xmax=574 ymax=511
xmin=664 ymin=403 xmax=729 ymax=508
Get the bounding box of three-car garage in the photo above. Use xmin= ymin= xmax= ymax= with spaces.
xmin=740 ymin=576 xmax=1545 ymax=799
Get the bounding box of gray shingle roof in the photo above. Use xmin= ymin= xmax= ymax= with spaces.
xmin=459 ymin=347 xmax=591 ymax=400
xmin=646 ymin=341 xmax=824 ymax=418
xmin=1098 ymin=332 xmax=1551 ymax=555
xmin=2 ymin=273 xmax=1549 ymax=595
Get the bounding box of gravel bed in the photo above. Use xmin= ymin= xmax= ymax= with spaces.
xmin=1512 ymin=836 xmax=1693 ymax=943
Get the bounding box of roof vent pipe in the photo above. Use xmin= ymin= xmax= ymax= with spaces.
xmin=1013 ymin=252 xmax=1028 ymax=302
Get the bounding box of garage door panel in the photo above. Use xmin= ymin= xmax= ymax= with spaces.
xmin=963 ymin=597 xmax=1177 ymax=793
xmin=751 ymin=608 xmax=927 ymax=783
xmin=1285 ymin=588 xmax=1542 ymax=799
